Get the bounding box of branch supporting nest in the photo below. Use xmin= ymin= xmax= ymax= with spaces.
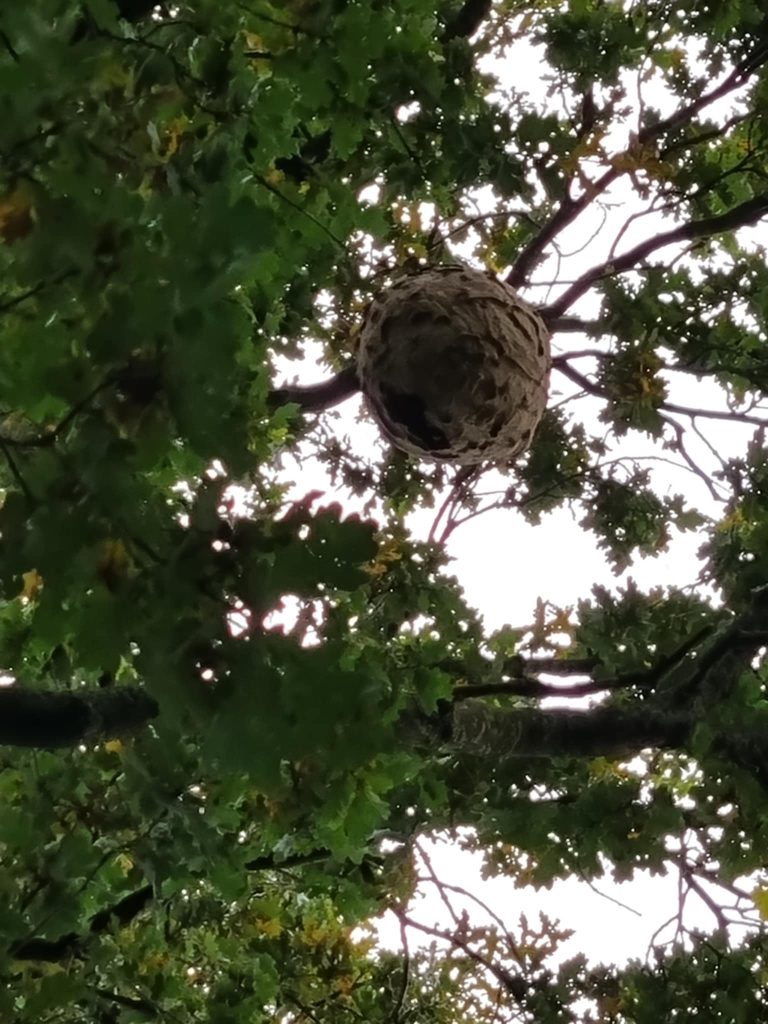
xmin=268 ymin=365 xmax=360 ymax=413
xmin=269 ymin=186 xmax=768 ymax=418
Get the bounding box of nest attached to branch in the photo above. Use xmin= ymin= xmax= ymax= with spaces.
xmin=357 ymin=265 xmax=551 ymax=464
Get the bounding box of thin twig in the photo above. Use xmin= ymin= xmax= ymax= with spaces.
xmin=255 ymin=173 xmax=345 ymax=249
xmin=392 ymin=915 xmax=411 ymax=1023
xmin=0 ymin=374 xmax=117 ymax=448
xmin=393 ymin=908 xmax=526 ymax=1001
xmin=435 ymin=209 xmax=538 ymax=250
xmin=0 ymin=28 xmax=19 ymax=61
xmin=686 ymin=870 xmax=729 ymax=934
xmin=0 ymin=439 xmax=35 ymax=501
xmin=659 ymin=413 xmax=727 ymax=502
xmin=556 ymin=358 xmax=768 ymax=427
xmin=577 ymin=872 xmax=642 ymax=917
xmin=414 ymin=847 xmax=526 ymax=967
xmin=0 ymin=270 xmax=76 ymax=315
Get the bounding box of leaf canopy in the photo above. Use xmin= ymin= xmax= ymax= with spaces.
xmin=2 ymin=1 xmax=768 ymax=1020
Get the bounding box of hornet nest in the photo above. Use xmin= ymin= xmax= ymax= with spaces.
xmin=357 ymin=264 xmax=551 ymax=464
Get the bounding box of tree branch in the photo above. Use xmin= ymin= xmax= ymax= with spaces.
xmin=267 ymin=365 xmax=359 ymax=413
xmin=555 ymin=358 xmax=768 ymax=427
xmin=443 ymin=0 xmax=493 ymax=41
xmin=452 ymin=678 xmax=617 ymax=700
xmin=394 ymin=908 xmax=525 ymax=1000
xmin=451 ymin=623 xmax=716 ymax=703
xmin=252 ymin=187 xmax=768 ymax=418
xmin=11 ymin=882 xmax=155 ymax=962
xmin=507 ymin=43 xmax=768 ymax=290
xmin=659 ymin=412 xmax=727 ymax=502
xmin=92 ymin=989 xmax=158 ymax=1019
xmin=547 ymin=315 xmax=601 ymax=334
xmin=543 ymin=193 xmax=768 ymax=319
xmin=0 ymin=362 xmax=360 ymax=451
xmin=0 ymin=686 xmax=158 ymax=749
xmin=449 ymin=701 xmax=692 ymax=759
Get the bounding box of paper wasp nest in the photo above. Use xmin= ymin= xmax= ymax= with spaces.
xmin=357 ymin=265 xmax=551 ymax=464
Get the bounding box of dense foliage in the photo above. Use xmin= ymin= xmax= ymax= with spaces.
xmin=2 ymin=0 xmax=768 ymax=1020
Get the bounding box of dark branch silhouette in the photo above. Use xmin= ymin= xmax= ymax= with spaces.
xmin=11 ymin=883 xmax=155 ymax=962
xmin=544 ymin=193 xmax=768 ymax=319
xmin=556 ymin=358 xmax=768 ymax=428
xmin=443 ymin=0 xmax=493 ymax=41
xmin=0 ymin=686 xmax=158 ymax=749
xmin=506 ymin=40 xmax=768 ymax=290
xmin=268 ymin=365 xmax=359 ymax=413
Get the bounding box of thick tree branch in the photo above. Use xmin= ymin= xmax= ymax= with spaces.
xmin=14 ymin=598 xmax=768 ymax=962
xmin=443 ymin=0 xmax=493 ymax=41
xmin=268 ymin=365 xmax=359 ymax=413
xmin=0 ymin=364 xmax=360 ymax=450
xmin=11 ymin=883 xmax=155 ymax=962
xmin=398 ymin=696 xmax=692 ymax=761
xmin=451 ymin=623 xmax=716 ymax=703
xmin=259 ymin=187 xmax=768 ymax=417
xmin=547 ymin=315 xmax=600 ymax=335
xmin=432 ymin=591 xmax=768 ymax=765
xmin=0 ymin=686 xmax=158 ymax=749
xmin=448 ymin=701 xmax=693 ymax=760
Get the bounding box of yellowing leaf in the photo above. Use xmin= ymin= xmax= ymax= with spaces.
xmin=589 ymin=757 xmax=626 ymax=780
xmin=244 ymin=31 xmax=266 ymax=50
xmin=164 ymin=116 xmax=188 ymax=159
xmin=560 ymin=129 xmax=607 ymax=173
xmin=93 ymin=59 xmax=132 ymax=92
xmin=364 ymin=538 xmax=402 ymax=578
xmin=549 ymin=605 xmax=574 ymax=636
xmin=334 ymin=974 xmax=355 ymax=996
xmin=406 ymin=203 xmax=423 ymax=232
xmin=104 ymin=739 xmax=124 ymax=754
xmin=0 ymin=187 xmax=34 ymax=244
xmin=115 ymin=852 xmax=133 ymax=874
xmin=752 ymin=885 xmax=768 ymax=919
xmin=256 ymin=916 xmax=283 ymax=938
xmin=139 ymin=952 xmax=169 ymax=975
xmin=20 ymin=569 xmax=43 ymax=602
xmin=301 ymin=920 xmax=334 ymax=947
xmin=407 ymin=242 xmax=428 ymax=260
xmin=717 ymin=508 xmax=745 ymax=531
xmin=97 ymin=539 xmax=133 ymax=590
xmin=609 ymin=141 xmax=674 ymax=186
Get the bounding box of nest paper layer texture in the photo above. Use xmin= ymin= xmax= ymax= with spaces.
xmin=358 ymin=266 xmax=551 ymax=464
